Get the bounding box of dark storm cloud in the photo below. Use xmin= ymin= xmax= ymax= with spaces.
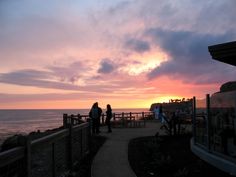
xmin=145 ymin=28 xmax=236 ymax=84
xmin=98 ymin=59 xmax=116 ymax=74
xmin=124 ymin=38 xmax=150 ymax=54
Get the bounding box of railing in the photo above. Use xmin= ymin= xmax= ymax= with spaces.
xmin=0 ymin=111 xmax=154 ymax=177
xmin=192 ymin=95 xmax=236 ymax=161
xmin=0 ymin=115 xmax=90 ymax=177
xmin=63 ymin=111 xmax=154 ymax=128
xmin=110 ymin=111 xmax=153 ymax=128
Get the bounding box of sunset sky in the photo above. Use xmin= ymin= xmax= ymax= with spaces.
xmin=1 ymin=0 xmax=236 ymax=109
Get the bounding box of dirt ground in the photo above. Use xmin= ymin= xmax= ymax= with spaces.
xmin=128 ymin=134 xmax=233 ymax=177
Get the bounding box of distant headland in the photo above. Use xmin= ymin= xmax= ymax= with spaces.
xmin=149 ymin=98 xmax=193 ymax=113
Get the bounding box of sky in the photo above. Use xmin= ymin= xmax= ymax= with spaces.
xmin=0 ymin=0 xmax=236 ymax=109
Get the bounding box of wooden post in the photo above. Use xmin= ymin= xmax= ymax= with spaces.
xmin=86 ymin=119 xmax=91 ymax=153
xmin=129 ymin=112 xmax=132 ymax=127
xmin=19 ymin=136 xmax=31 ymax=177
xmin=192 ymin=96 xmax=196 ymax=144
xmin=67 ymin=124 xmax=73 ymax=169
xmin=63 ymin=114 xmax=68 ymax=128
xmin=71 ymin=114 xmax=74 ymax=126
xmin=78 ymin=114 xmax=81 ymax=124
xmin=52 ymin=143 xmax=56 ymax=177
xmin=122 ymin=112 xmax=125 ymax=127
xmin=206 ymin=94 xmax=211 ymax=151
xmin=80 ymin=128 xmax=83 ymax=159
xmin=87 ymin=118 xmax=92 ymax=135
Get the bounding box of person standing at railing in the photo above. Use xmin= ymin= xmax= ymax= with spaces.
xmin=105 ymin=104 xmax=112 ymax=133
xmin=89 ymin=102 xmax=100 ymax=134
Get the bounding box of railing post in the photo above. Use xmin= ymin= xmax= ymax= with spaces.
xmin=71 ymin=114 xmax=74 ymax=126
xmin=52 ymin=143 xmax=56 ymax=177
xmin=206 ymin=94 xmax=211 ymax=151
xmin=86 ymin=118 xmax=92 ymax=153
xmin=113 ymin=113 xmax=116 ymax=121
xmin=67 ymin=124 xmax=73 ymax=170
xmin=63 ymin=114 xmax=68 ymax=128
xmin=192 ymin=96 xmax=196 ymax=144
xmin=80 ymin=128 xmax=83 ymax=159
xmin=19 ymin=136 xmax=31 ymax=177
xmin=129 ymin=112 xmax=132 ymax=128
xmin=78 ymin=114 xmax=81 ymax=124
xmin=122 ymin=112 xmax=125 ymax=127
xmin=87 ymin=118 xmax=92 ymax=135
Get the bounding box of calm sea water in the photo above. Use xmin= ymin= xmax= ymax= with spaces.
xmin=0 ymin=108 xmax=148 ymax=144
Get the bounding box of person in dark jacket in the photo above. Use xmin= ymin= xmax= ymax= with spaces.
xmin=105 ymin=104 xmax=112 ymax=133
xmin=89 ymin=102 xmax=99 ymax=134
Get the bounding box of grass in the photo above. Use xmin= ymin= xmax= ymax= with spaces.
xmin=128 ymin=134 xmax=232 ymax=177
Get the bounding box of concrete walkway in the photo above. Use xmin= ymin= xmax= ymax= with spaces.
xmin=91 ymin=121 xmax=164 ymax=177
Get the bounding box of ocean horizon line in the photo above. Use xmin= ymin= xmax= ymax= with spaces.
xmin=0 ymin=107 xmax=150 ymax=111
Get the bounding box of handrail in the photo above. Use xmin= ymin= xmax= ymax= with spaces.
xmin=31 ymin=128 xmax=69 ymax=147
xmin=0 ymin=146 xmax=25 ymax=167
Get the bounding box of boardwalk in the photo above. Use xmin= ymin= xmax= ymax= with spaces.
xmin=91 ymin=121 xmax=165 ymax=177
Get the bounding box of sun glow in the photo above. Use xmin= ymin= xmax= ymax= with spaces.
xmin=124 ymin=51 xmax=168 ymax=76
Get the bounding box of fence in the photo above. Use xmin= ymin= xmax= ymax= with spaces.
xmin=0 ymin=115 xmax=90 ymax=177
xmin=63 ymin=111 xmax=154 ymax=128
xmin=111 ymin=111 xmax=153 ymax=128
xmin=192 ymin=95 xmax=236 ymax=161
xmin=0 ymin=111 xmax=154 ymax=177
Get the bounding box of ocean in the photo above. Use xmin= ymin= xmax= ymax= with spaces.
xmin=0 ymin=108 xmax=148 ymax=144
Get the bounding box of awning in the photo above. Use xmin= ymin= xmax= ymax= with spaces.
xmin=208 ymin=41 xmax=236 ymax=66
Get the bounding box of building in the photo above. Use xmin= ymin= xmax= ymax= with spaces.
xmin=191 ymin=41 xmax=236 ymax=176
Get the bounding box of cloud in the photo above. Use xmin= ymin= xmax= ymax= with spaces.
xmin=98 ymin=59 xmax=116 ymax=74
xmin=0 ymin=69 xmax=82 ymax=91
xmin=145 ymin=28 xmax=236 ymax=84
xmin=47 ymin=61 xmax=92 ymax=84
xmin=0 ymin=66 xmax=114 ymax=92
xmin=124 ymin=38 xmax=150 ymax=54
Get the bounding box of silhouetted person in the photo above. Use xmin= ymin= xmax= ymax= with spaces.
xmin=106 ymin=104 xmax=112 ymax=133
xmin=89 ymin=102 xmax=100 ymax=134
xmin=153 ymin=106 xmax=159 ymax=120
xmin=159 ymin=104 xmax=166 ymax=123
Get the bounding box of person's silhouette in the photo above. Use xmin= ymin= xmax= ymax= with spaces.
xmin=106 ymin=104 xmax=112 ymax=133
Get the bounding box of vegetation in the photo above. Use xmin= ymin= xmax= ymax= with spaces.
xmin=128 ymin=134 xmax=232 ymax=177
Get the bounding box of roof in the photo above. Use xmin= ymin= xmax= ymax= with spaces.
xmin=208 ymin=41 xmax=236 ymax=66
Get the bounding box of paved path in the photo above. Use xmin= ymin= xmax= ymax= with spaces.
xmin=91 ymin=121 xmax=165 ymax=177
